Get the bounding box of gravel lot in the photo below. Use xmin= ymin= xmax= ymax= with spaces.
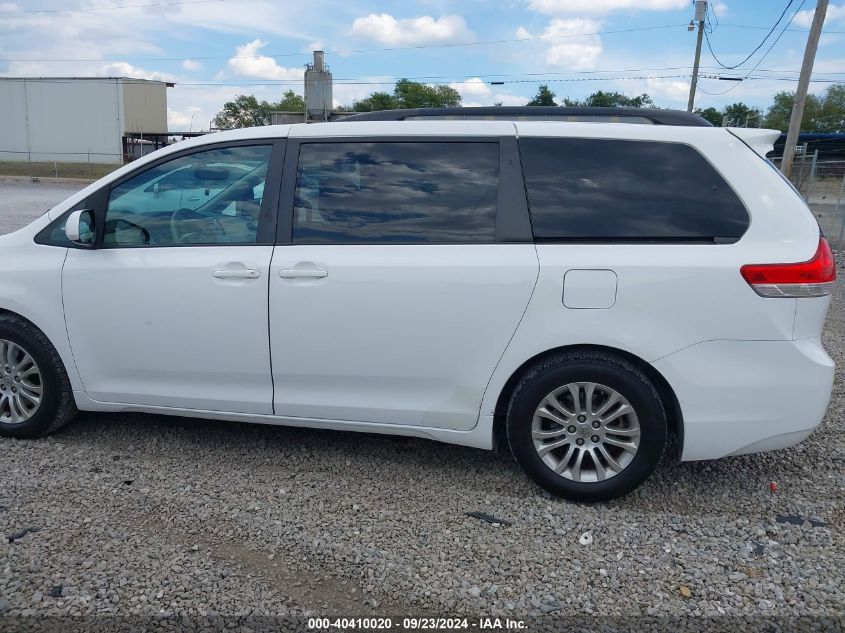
xmin=0 ymin=181 xmax=843 ymax=630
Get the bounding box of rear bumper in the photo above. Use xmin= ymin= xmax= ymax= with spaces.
xmin=652 ymin=338 xmax=834 ymax=461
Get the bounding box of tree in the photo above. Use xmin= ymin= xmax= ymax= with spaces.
xmin=763 ymin=90 xmax=823 ymax=131
xmin=722 ymin=102 xmax=762 ymax=128
xmin=563 ymin=91 xmax=654 ymax=108
xmin=213 ymin=90 xmax=305 ymax=128
xmin=694 ymin=107 xmax=723 ymax=126
xmin=393 ymin=79 xmax=461 ymax=108
xmin=526 ymin=85 xmax=557 ymax=106
xmin=353 ymin=92 xmax=398 ymax=112
xmin=818 ymin=84 xmax=845 ymax=132
xmin=352 ymin=79 xmax=461 ymax=112
xmin=213 ymin=95 xmax=275 ymax=129
xmin=277 ymin=89 xmax=305 ymax=112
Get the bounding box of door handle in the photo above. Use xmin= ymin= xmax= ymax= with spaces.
xmin=279 ymin=269 xmax=328 ymax=279
xmin=212 ymin=269 xmax=260 ymax=279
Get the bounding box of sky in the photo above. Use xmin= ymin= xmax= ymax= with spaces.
xmin=1 ymin=0 xmax=844 ymax=131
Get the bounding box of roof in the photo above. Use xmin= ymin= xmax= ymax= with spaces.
xmin=0 ymin=76 xmax=174 ymax=87
xmin=340 ymin=106 xmax=712 ymax=127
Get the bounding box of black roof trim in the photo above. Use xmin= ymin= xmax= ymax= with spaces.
xmin=339 ymin=106 xmax=712 ymax=127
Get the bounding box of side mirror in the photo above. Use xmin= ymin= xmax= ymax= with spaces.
xmin=65 ymin=209 xmax=95 ymax=247
xmin=153 ymin=182 xmax=161 ymax=198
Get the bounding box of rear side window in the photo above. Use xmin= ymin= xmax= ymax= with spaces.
xmin=520 ymin=138 xmax=749 ymax=241
xmin=292 ymin=142 xmax=499 ymax=243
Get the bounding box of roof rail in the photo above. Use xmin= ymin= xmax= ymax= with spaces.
xmin=339 ymin=106 xmax=712 ymax=127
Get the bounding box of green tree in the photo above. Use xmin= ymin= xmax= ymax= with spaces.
xmin=763 ymin=90 xmax=823 ymax=131
xmin=526 ymin=84 xmax=557 ymax=106
xmin=393 ymin=79 xmax=461 ymax=108
xmin=213 ymin=90 xmax=306 ymax=128
xmin=213 ymin=95 xmax=275 ymax=128
xmin=694 ymin=106 xmax=723 ymax=126
xmin=564 ymin=91 xmax=655 ymax=108
xmin=353 ymin=92 xmax=398 ymax=112
xmin=352 ymin=79 xmax=461 ymax=112
xmin=276 ymin=89 xmax=305 ymax=112
xmin=817 ymin=84 xmax=845 ymax=132
xmin=722 ymin=102 xmax=763 ymax=128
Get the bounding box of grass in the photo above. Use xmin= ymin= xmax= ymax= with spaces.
xmin=0 ymin=160 xmax=121 ymax=181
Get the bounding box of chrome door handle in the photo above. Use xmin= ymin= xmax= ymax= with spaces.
xmin=279 ymin=269 xmax=328 ymax=279
xmin=212 ymin=269 xmax=260 ymax=279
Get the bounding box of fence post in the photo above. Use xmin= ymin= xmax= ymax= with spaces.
xmin=54 ymin=161 xmax=58 ymax=182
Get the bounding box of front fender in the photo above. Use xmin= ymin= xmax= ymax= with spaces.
xmin=0 ymin=221 xmax=83 ymax=392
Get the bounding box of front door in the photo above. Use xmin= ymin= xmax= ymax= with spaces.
xmin=62 ymin=141 xmax=283 ymax=414
xmin=269 ymin=138 xmax=538 ymax=430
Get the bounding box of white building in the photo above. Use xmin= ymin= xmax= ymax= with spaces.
xmin=0 ymin=77 xmax=172 ymax=164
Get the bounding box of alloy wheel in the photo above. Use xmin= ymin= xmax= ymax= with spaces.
xmin=531 ymin=382 xmax=641 ymax=483
xmin=0 ymin=339 xmax=43 ymax=425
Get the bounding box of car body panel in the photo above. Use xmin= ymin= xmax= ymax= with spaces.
xmin=268 ymin=244 xmax=539 ymax=429
xmin=62 ymin=245 xmax=275 ymax=414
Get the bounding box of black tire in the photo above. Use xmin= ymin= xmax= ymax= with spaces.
xmin=0 ymin=313 xmax=76 ymax=439
xmin=506 ymin=351 xmax=666 ymax=502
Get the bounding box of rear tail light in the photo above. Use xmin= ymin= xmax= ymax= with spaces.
xmin=741 ymin=237 xmax=837 ymax=298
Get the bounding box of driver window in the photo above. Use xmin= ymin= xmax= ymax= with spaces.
xmin=104 ymin=144 xmax=272 ymax=246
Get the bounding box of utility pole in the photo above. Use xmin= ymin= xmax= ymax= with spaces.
xmin=687 ymin=0 xmax=707 ymax=112
xmin=781 ymin=0 xmax=829 ymax=177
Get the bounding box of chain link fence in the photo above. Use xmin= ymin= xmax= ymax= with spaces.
xmin=0 ymin=150 xmax=124 ymax=181
xmin=768 ymin=150 xmax=845 ymax=249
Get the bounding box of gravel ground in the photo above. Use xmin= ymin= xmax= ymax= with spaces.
xmin=0 ymin=181 xmax=843 ymax=630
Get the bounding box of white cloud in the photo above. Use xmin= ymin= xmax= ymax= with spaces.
xmin=711 ymin=1 xmax=728 ymax=17
xmin=492 ymin=92 xmax=529 ymax=106
xmin=646 ymin=76 xmax=690 ymax=103
xmin=226 ymin=39 xmax=304 ymax=80
xmin=181 ymin=59 xmax=202 ymax=71
xmin=349 ymin=13 xmax=474 ymax=46
xmin=519 ymin=18 xmax=603 ymax=70
xmin=449 ymin=77 xmax=492 ymax=97
xmin=100 ymin=61 xmax=175 ymax=82
xmin=528 ymin=0 xmax=686 ymax=14
xmin=794 ymin=3 xmax=845 ymax=28
xmin=304 ymin=40 xmax=324 ymax=53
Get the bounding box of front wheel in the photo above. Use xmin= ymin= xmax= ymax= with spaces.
xmin=507 ymin=351 xmax=666 ymax=502
xmin=0 ymin=314 xmax=76 ymax=439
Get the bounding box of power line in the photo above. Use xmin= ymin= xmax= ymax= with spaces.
xmin=718 ymin=23 xmax=844 ymax=34
xmin=699 ymin=0 xmax=809 ymax=96
xmin=0 ymin=24 xmax=686 ymax=63
xmin=705 ymin=1 xmax=795 ymax=70
xmin=6 ymin=73 xmax=839 ymax=89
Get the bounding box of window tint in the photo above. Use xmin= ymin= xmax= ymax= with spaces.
xmin=104 ymin=145 xmax=272 ymax=246
xmin=520 ymin=138 xmax=749 ymax=241
xmin=292 ymin=142 xmax=499 ymax=243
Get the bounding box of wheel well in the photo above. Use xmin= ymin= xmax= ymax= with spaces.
xmin=0 ymin=308 xmax=39 ymax=329
xmin=492 ymin=344 xmax=683 ymax=459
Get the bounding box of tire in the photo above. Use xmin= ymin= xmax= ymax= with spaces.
xmin=506 ymin=351 xmax=666 ymax=502
xmin=0 ymin=313 xmax=76 ymax=439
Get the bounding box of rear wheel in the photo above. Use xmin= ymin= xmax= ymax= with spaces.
xmin=0 ymin=314 xmax=76 ymax=439
xmin=507 ymin=351 xmax=666 ymax=501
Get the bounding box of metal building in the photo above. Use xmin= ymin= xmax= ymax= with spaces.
xmin=0 ymin=77 xmax=173 ymax=164
xmin=304 ymin=51 xmax=332 ymax=123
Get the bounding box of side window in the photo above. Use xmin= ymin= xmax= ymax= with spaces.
xmin=104 ymin=144 xmax=273 ymax=246
xmin=520 ymin=138 xmax=749 ymax=241
xmin=292 ymin=142 xmax=499 ymax=244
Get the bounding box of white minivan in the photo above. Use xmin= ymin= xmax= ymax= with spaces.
xmin=0 ymin=107 xmax=835 ymax=501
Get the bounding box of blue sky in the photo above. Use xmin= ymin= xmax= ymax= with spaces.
xmin=2 ymin=0 xmax=844 ymax=130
